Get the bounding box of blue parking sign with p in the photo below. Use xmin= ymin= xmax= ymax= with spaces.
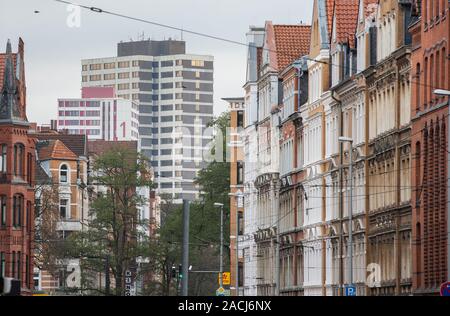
xmin=345 ymin=285 xmax=357 ymax=296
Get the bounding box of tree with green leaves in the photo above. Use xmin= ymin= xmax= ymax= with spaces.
xmin=67 ymin=146 xmax=153 ymax=296
xmin=142 ymin=111 xmax=232 ymax=296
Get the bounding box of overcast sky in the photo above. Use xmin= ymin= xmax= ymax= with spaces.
xmin=0 ymin=0 xmax=313 ymax=125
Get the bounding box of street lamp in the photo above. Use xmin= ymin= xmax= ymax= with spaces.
xmin=214 ymin=203 xmax=224 ymax=289
xmin=338 ymin=136 xmax=354 ymax=288
xmin=433 ymin=89 xmax=450 ymax=281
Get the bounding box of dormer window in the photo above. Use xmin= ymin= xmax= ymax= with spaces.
xmin=60 ymin=164 xmax=69 ymax=183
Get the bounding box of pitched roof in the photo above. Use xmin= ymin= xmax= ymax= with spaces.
xmin=35 ymin=162 xmax=52 ymax=185
xmin=273 ymin=24 xmax=311 ymax=71
xmin=36 ymin=133 xmax=88 ymax=157
xmin=88 ymin=140 xmax=138 ymax=156
xmin=38 ymin=139 xmax=78 ymax=161
xmin=333 ymin=0 xmax=360 ymax=48
xmin=0 ymin=54 xmax=17 ymax=92
xmin=326 ymin=0 xmax=336 ymax=37
xmin=363 ymin=0 xmax=378 ymax=18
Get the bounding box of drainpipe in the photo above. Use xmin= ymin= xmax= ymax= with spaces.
xmin=331 ymin=90 xmax=343 ymax=296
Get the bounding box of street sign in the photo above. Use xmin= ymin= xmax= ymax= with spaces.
xmin=219 ymin=272 xmax=231 ymax=286
xmin=440 ymin=282 xmax=450 ymax=296
xmin=216 ymin=287 xmax=225 ymax=296
xmin=345 ymin=285 xmax=357 ymax=296
xmin=215 ymin=287 xmax=230 ymax=297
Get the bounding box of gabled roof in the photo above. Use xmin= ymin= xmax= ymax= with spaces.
xmin=332 ymin=0 xmax=360 ymax=48
xmin=36 ymin=133 xmax=88 ymax=157
xmin=38 ymin=139 xmax=78 ymax=161
xmin=273 ymin=24 xmax=311 ymax=71
xmin=326 ymin=0 xmax=335 ymax=36
xmin=313 ymin=0 xmax=335 ymax=50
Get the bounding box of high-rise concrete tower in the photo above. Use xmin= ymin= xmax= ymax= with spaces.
xmin=81 ymin=39 xmax=214 ymax=202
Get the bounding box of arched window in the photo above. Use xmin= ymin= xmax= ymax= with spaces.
xmin=0 ymin=144 xmax=7 ymax=173
xmin=60 ymin=164 xmax=68 ymax=183
xmin=0 ymin=195 xmax=6 ymax=227
xmin=416 ymin=63 xmax=421 ymax=112
xmin=12 ymin=194 xmax=23 ymax=228
xmin=13 ymin=143 xmax=25 ymax=178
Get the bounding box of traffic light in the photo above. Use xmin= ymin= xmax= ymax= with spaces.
xmin=171 ymin=265 xmax=176 ymax=278
xmin=178 ymin=264 xmax=183 ymax=280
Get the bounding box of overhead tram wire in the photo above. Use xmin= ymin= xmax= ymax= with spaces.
xmin=50 ymin=0 xmax=450 ymax=94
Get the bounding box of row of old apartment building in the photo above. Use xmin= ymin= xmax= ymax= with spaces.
xmin=228 ymin=0 xmax=449 ymax=296
xmin=0 ymin=39 xmax=161 ymax=295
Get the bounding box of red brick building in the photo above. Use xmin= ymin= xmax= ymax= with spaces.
xmin=0 ymin=38 xmax=36 ymax=294
xmin=410 ymin=0 xmax=450 ymax=295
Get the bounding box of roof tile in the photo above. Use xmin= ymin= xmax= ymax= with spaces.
xmin=273 ymin=24 xmax=311 ymax=71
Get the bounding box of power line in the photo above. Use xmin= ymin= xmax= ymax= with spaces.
xmin=48 ymin=0 xmax=450 ymax=93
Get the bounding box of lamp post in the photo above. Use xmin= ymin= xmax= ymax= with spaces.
xmin=338 ymin=136 xmax=354 ymax=287
xmin=433 ymin=89 xmax=450 ymax=281
xmin=214 ymin=203 xmax=224 ymax=289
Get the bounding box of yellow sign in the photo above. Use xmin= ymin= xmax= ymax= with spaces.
xmin=219 ymin=272 xmax=231 ymax=285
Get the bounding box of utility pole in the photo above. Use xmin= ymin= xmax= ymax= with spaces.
xmin=275 ymin=183 xmax=280 ymax=296
xmin=181 ymin=200 xmax=190 ymax=296
xmin=339 ymin=137 xmax=354 ymax=289
xmin=214 ymin=203 xmax=224 ymax=289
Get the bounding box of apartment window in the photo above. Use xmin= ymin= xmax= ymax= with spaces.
xmin=104 ymin=73 xmax=115 ymax=80
xmin=82 ymin=65 xmax=88 ymax=71
xmin=0 ymin=252 xmax=5 ymax=277
xmin=0 ymin=196 xmax=6 ymax=227
xmin=191 ymin=60 xmax=204 ymax=67
xmin=82 ymin=76 xmax=87 ymax=82
xmin=118 ymin=61 xmax=130 ymax=68
xmin=238 ymin=211 xmax=244 ymax=235
xmin=89 ymin=75 xmax=102 ymax=81
xmin=195 ymin=81 xmax=200 ymax=89
xmin=25 ymin=255 xmax=29 ymax=286
xmin=118 ymin=83 xmax=130 ymax=90
xmin=12 ymin=252 xmax=15 ymax=279
xmin=27 ymin=153 xmax=33 ymax=186
xmin=60 ymin=199 xmax=69 ymax=219
xmin=60 ymin=164 xmax=68 ymax=183
xmin=104 ymin=62 xmax=116 ymax=69
xmin=118 ymin=72 xmax=130 ymax=79
xmin=195 ymin=71 xmax=201 ymax=78
xmin=17 ymin=251 xmax=21 ymax=281
xmin=12 ymin=195 xmax=23 ymax=228
xmin=195 ymin=92 xmax=200 ymax=101
xmin=132 ymin=71 xmax=139 ymax=78
xmin=238 ymin=262 xmax=244 ymax=287
xmin=132 ymin=60 xmax=139 ymax=67
xmin=0 ymin=144 xmax=7 ymax=173
xmin=237 ymin=111 xmax=244 ymax=128
xmin=89 ymin=64 xmax=102 ymax=71
xmin=13 ymin=143 xmax=24 ymax=178
xmin=237 ymin=161 xmax=244 ymax=185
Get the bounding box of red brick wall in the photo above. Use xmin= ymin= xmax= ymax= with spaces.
xmin=410 ymin=2 xmax=450 ymax=294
